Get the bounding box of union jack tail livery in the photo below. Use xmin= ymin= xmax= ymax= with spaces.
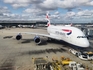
xmin=46 ymin=13 xmax=50 ymax=26
xmin=70 ymin=23 xmax=73 ymax=26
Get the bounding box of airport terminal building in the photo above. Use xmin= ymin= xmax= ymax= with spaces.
xmin=0 ymin=20 xmax=47 ymax=27
xmin=0 ymin=20 xmax=93 ymax=28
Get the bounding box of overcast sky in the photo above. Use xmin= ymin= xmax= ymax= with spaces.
xmin=0 ymin=0 xmax=93 ymax=23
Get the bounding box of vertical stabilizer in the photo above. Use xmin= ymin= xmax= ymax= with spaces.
xmin=70 ymin=23 xmax=73 ymax=26
xmin=46 ymin=13 xmax=51 ymax=26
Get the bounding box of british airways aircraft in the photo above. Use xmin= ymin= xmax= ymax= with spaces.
xmin=16 ymin=13 xmax=90 ymax=48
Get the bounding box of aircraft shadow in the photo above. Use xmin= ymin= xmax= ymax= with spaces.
xmin=47 ymin=39 xmax=93 ymax=52
xmin=3 ymin=36 xmax=13 ymax=39
xmin=66 ymin=43 xmax=93 ymax=52
xmin=47 ymin=40 xmax=69 ymax=46
xmin=21 ymin=39 xmax=33 ymax=43
xmin=21 ymin=39 xmax=47 ymax=45
xmin=20 ymin=48 xmax=66 ymax=56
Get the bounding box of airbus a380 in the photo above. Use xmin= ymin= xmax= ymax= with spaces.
xmin=16 ymin=13 xmax=90 ymax=48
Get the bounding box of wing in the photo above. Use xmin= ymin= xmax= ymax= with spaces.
xmin=22 ymin=32 xmax=61 ymax=40
xmin=3 ymin=31 xmax=61 ymax=40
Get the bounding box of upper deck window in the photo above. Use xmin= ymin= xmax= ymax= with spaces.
xmin=77 ymin=36 xmax=87 ymax=38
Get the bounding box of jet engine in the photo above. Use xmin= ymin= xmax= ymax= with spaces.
xmin=16 ymin=33 xmax=22 ymax=40
xmin=34 ymin=36 xmax=46 ymax=45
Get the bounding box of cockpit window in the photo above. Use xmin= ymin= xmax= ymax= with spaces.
xmin=77 ymin=36 xmax=87 ymax=38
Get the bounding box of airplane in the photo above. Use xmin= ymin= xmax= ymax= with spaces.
xmin=15 ymin=13 xmax=90 ymax=48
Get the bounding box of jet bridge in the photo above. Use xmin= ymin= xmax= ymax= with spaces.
xmin=80 ymin=27 xmax=93 ymax=39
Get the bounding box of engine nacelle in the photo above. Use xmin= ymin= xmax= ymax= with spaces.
xmin=16 ymin=34 xmax=22 ymax=40
xmin=34 ymin=36 xmax=45 ymax=45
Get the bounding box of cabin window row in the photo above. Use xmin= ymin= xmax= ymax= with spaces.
xmin=77 ymin=36 xmax=87 ymax=38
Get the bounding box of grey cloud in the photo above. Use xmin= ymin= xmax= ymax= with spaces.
xmin=23 ymin=6 xmax=48 ymax=16
xmin=2 ymin=0 xmax=93 ymax=22
xmin=0 ymin=6 xmax=11 ymax=19
xmin=3 ymin=0 xmax=93 ymax=10
xmin=37 ymin=0 xmax=58 ymax=11
xmin=57 ymin=0 xmax=92 ymax=10
xmin=3 ymin=0 xmax=44 ymax=8
xmin=76 ymin=9 xmax=93 ymax=16
xmin=54 ymin=11 xmax=60 ymax=15
xmin=0 ymin=6 xmax=10 ymax=13
xmin=0 ymin=13 xmax=3 ymax=16
xmin=12 ymin=3 xmax=29 ymax=9
xmin=4 ymin=0 xmax=43 ymax=4
xmin=86 ymin=1 xmax=93 ymax=6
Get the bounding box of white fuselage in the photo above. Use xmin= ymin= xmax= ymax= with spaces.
xmin=47 ymin=25 xmax=90 ymax=47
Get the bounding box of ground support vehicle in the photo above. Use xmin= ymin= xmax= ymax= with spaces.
xmin=69 ymin=49 xmax=93 ymax=60
xmin=60 ymin=56 xmax=74 ymax=65
xmin=69 ymin=62 xmax=85 ymax=70
xmin=51 ymin=60 xmax=62 ymax=70
xmin=32 ymin=57 xmax=50 ymax=70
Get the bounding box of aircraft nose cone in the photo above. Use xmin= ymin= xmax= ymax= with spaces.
xmin=82 ymin=41 xmax=90 ymax=47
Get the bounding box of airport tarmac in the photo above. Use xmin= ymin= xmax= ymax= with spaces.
xmin=0 ymin=28 xmax=93 ymax=70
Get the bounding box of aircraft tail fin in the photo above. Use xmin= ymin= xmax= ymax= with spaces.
xmin=46 ymin=13 xmax=51 ymax=26
xmin=70 ymin=23 xmax=73 ymax=26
